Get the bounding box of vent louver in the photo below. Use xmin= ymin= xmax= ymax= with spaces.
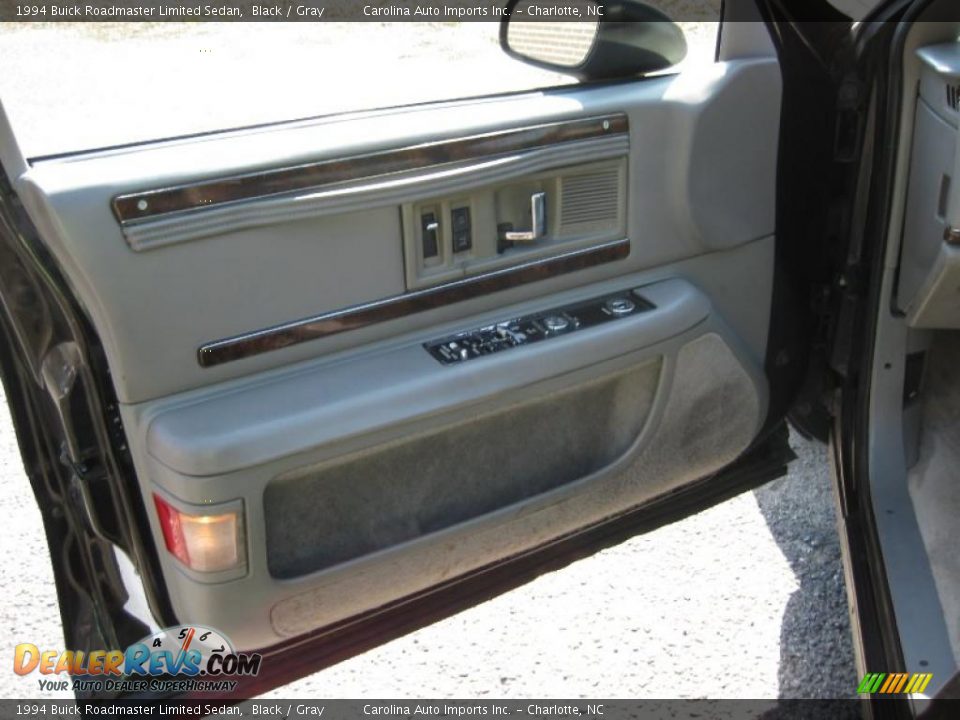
xmin=947 ymin=84 xmax=960 ymax=111
xmin=559 ymin=169 xmax=620 ymax=233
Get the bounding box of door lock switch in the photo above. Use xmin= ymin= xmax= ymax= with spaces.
xmin=451 ymin=206 xmax=472 ymax=253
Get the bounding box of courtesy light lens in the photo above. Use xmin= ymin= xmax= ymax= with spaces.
xmin=153 ymin=494 xmax=244 ymax=573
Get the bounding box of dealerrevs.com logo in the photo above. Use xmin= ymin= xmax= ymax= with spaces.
xmin=13 ymin=625 xmax=262 ymax=694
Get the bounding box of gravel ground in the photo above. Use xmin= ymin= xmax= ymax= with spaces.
xmin=0 ymin=382 xmax=857 ymax=699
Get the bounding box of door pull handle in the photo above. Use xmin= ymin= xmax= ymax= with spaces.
xmin=503 ymin=192 xmax=547 ymax=242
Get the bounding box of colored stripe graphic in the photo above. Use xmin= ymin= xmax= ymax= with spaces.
xmin=858 ymin=672 xmax=933 ymax=695
xmin=857 ymin=673 xmax=884 ymax=694
xmin=904 ymin=674 xmax=920 ymax=694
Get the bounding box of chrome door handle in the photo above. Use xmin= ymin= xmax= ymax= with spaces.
xmin=504 ymin=192 xmax=547 ymax=242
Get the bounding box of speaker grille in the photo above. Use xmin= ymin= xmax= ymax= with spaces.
xmin=559 ymin=169 xmax=620 ymax=233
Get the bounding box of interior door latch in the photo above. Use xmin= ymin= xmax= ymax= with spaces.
xmin=502 ymin=191 xmax=547 ymax=243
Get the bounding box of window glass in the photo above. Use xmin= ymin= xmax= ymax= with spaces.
xmin=0 ymin=2 xmax=721 ymax=158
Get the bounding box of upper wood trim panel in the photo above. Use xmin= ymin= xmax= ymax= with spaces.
xmin=112 ymin=114 xmax=629 ymax=223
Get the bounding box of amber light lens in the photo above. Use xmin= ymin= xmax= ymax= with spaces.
xmin=153 ymin=494 xmax=244 ymax=572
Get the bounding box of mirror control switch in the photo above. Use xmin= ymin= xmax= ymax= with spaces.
xmin=605 ymin=297 xmax=636 ymax=316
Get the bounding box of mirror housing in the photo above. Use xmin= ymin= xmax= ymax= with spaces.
xmin=500 ymin=0 xmax=688 ymax=81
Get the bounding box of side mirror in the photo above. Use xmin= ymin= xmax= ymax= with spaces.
xmin=500 ymin=0 xmax=688 ymax=81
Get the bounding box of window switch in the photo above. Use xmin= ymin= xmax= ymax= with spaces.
xmin=420 ymin=211 xmax=439 ymax=259
xmin=451 ymin=206 xmax=472 ymax=253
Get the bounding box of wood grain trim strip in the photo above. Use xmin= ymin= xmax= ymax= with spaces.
xmin=198 ymin=238 xmax=630 ymax=367
xmin=114 ymin=114 xmax=628 ymax=223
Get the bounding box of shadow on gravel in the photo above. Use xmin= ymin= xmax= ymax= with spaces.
xmin=753 ymin=432 xmax=859 ymax=701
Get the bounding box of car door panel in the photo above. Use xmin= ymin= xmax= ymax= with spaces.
xmin=140 ymin=318 xmax=764 ymax=649
xmin=4 ymin=57 xmax=781 ymax=653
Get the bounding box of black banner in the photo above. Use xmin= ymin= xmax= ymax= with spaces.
xmin=0 ymin=1 xmax=722 ymax=23
xmin=5 ymin=0 xmax=952 ymax=24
